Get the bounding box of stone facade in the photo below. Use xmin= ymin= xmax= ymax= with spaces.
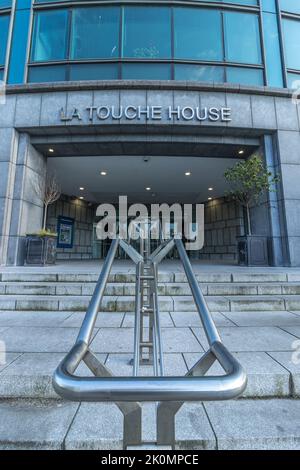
xmin=46 ymin=195 xmax=94 ymax=261
xmin=0 ymin=81 xmax=299 ymax=266
xmin=200 ymin=199 xmax=243 ymax=261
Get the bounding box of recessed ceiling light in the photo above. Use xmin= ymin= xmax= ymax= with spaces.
xmin=208 ymin=197 xmax=212 ymax=201
xmin=48 ymin=148 xmax=54 ymax=153
xmin=146 ymin=187 xmax=151 ymax=191
xmin=79 ymin=196 xmax=84 ymax=200
xmin=238 ymin=150 xmax=244 ymax=155
xmin=79 ymin=187 xmax=85 ymax=191
xmin=208 ymin=187 xmax=213 ymax=191
xmin=100 ymin=171 xmax=107 ymax=176
xmin=185 ymin=171 xmax=191 ymax=176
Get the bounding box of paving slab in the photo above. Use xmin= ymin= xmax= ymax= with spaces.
xmin=0 ymin=353 xmax=22 ymax=373
xmin=91 ymin=327 xmax=204 ymax=354
xmin=192 ymin=326 xmax=297 ymax=352
xmin=0 ymin=352 xmax=107 ymax=398
xmin=65 ymin=403 xmax=124 ymax=450
xmin=269 ymin=352 xmax=300 ymax=397
xmin=0 ymin=399 xmax=79 ymax=450
xmin=204 ymin=399 xmax=300 ymax=450
xmin=279 ymin=326 xmax=300 ymax=339
xmin=61 ymin=312 xmax=125 ymax=328
xmin=221 ymin=311 xmax=300 ymax=327
xmin=170 ymin=311 xmax=235 ymax=327
xmin=184 ymin=351 xmax=290 ymax=398
xmin=122 ymin=312 xmax=174 ymax=328
xmin=105 ymin=353 xmax=187 ymax=376
xmin=0 ymin=327 xmax=86 ymax=353
xmin=0 ymin=311 xmax=72 ymax=327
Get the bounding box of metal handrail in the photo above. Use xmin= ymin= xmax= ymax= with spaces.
xmin=53 ymin=235 xmax=247 ymax=448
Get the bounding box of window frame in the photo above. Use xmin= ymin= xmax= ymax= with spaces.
xmin=27 ymin=2 xmax=265 ymax=85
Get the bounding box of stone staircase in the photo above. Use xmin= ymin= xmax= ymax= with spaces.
xmin=1 ymin=268 xmax=300 ymax=449
xmin=1 ymin=270 xmax=300 ymax=312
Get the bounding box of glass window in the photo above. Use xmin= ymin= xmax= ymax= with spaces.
xmin=122 ymin=7 xmax=171 ymax=59
xmin=262 ymin=12 xmax=283 ymax=87
xmin=122 ymin=63 xmax=171 ymax=80
xmin=27 ymin=64 xmax=67 ymax=82
xmin=0 ymin=1 xmax=12 ymax=8
xmin=174 ymin=64 xmax=224 ymax=82
xmin=282 ymin=19 xmax=300 ymax=70
xmin=70 ymin=7 xmax=119 ymax=59
xmin=226 ymin=67 xmax=264 ymax=85
xmin=174 ymin=8 xmax=222 ymax=61
xmin=0 ymin=69 xmax=3 ymax=81
xmin=224 ymin=12 xmax=262 ymax=64
xmin=70 ymin=63 xmax=119 ymax=80
xmin=280 ymin=0 xmax=300 ymax=14
xmin=205 ymin=0 xmax=257 ymax=4
xmin=31 ymin=10 xmax=68 ymax=61
xmin=0 ymin=14 xmax=9 ymax=65
xmin=287 ymin=72 xmax=300 ymax=89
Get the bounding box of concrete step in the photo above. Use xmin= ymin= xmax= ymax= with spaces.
xmin=0 ymin=398 xmax=299 ymax=449
xmin=1 ymin=271 xmax=296 ymax=284
xmin=3 ymin=281 xmax=300 ymax=296
xmin=0 ymin=293 xmax=298 ymax=311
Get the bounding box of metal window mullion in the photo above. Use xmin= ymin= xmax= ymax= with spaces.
xmin=276 ymin=0 xmax=288 ymax=88
xmin=258 ymin=0 xmax=267 ymax=86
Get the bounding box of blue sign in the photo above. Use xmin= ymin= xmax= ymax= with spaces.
xmin=57 ymin=216 xmax=74 ymax=249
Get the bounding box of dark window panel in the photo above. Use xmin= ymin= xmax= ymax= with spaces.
xmin=122 ymin=63 xmax=171 ymax=80
xmin=174 ymin=64 xmax=224 ymax=82
xmin=226 ymin=66 xmax=264 ymax=85
xmin=69 ymin=63 xmax=119 ymax=80
xmin=27 ymin=64 xmax=67 ymax=82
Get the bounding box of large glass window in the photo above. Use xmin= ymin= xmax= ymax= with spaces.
xmin=224 ymin=12 xmax=262 ymax=64
xmin=174 ymin=8 xmax=222 ymax=61
xmin=70 ymin=7 xmax=119 ymax=59
xmin=282 ymin=19 xmax=300 ymax=71
xmin=0 ymin=14 xmax=9 ymax=66
xmin=29 ymin=5 xmax=265 ymax=86
xmin=31 ymin=9 xmax=68 ymax=61
xmin=122 ymin=7 xmax=171 ymax=59
xmin=280 ymin=0 xmax=300 ymax=14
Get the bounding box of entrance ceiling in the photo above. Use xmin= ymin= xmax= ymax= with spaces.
xmin=47 ymin=155 xmax=246 ymax=204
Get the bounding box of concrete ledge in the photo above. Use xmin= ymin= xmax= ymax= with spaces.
xmin=5 ymin=80 xmax=297 ymax=99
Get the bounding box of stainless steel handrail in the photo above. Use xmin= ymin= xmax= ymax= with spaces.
xmin=53 ymin=234 xmax=247 ymax=448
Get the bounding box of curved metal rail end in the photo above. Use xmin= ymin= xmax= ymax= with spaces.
xmin=52 ymin=340 xmax=247 ymax=403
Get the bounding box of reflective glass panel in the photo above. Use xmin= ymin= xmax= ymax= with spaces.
xmin=280 ymin=0 xmax=300 ymax=14
xmin=0 ymin=14 xmax=9 ymax=65
xmin=70 ymin=63 xmax=119 ymax=80
xmin=28 ymin=64 xmax=67 ymax=82
xmin=174 ymin=8 xmax=222 ymax=61
xmin=224 ymin=12 xmax=262 ymax=64
xmin=122 ymin=7 xmax=171 ymax=58
xmin=122 ymin=63 xmax=171 ymax=80
xmin=70 ymin=7 xmax=119 ymax=59
xmin=0 ymin=0 xmax=12 ymax=8
xmin=287 ymin=72 xmax=300 ymax=89
xmin=282 ymin=19 xmax=300 ymax=70
xmin=226 ymin=67 xmax=264 ymax=85
xmin=262 ymin=12 xmax=283 ymax=87
xmin=31 ymin=10 xmax=68 ymax=61
xmin=174 ymin=64 xmax=224 ymax=82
